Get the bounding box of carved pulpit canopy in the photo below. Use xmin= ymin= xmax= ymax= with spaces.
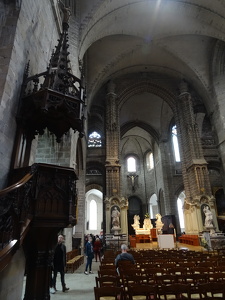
xmin=17 ymin=8 xmax=85 ymax=142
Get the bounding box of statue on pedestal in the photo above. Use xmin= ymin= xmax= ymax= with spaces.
xmin=143 ymin=218 xmax=153 ymax=230
xmin=155 ymin=213 xmax=164 ymax=234
xmin=132 ymin=215 xmax=140 ymax=231
xmin=203 ymin=205 xmax=216 ymax=236
xmin=111 ymin=206 xmax=120 ymax=229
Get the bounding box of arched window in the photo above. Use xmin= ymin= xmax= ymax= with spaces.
xmin=88 ymin=131 xmax=102 ymax=147
xmin=172 ymin=125 xmax=181 ymax=162
xmin=146 ymin=152 xmax=154 ymax=170
xmin=177 ymin=191 xmax=185 ymax=232
xmin=127 ymin=156 xmax=136 ymax=172
xmin=89 ymin=200 xmax=97 ymax=230
xmin=149 ymin=194 xmax=158 ymax=218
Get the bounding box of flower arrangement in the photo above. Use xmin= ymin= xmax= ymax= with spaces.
xmin=200 ymin=237 xmax=210 ymax=251
xmin=144 ymin=212 xmax=150 ymax=219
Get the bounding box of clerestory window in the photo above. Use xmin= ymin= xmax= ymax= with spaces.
xmin=146 ymin=152 xmax=154 ymax=170
xmin=172 ymin=125 xmax=181 ymax=162
xmin=127 ymin=156 xmax=136 ymax=173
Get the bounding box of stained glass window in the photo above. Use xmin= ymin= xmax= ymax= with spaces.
xmin=88 ymin=131 xmax=102 ymax=147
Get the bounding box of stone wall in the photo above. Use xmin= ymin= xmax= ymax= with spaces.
xmin=0 ymin=248 xmax=25 ymax=300
xmin=35 ymin=131 xmax=72 ymax=166
xmin=0 ymin=0 xmax=60 ymax=188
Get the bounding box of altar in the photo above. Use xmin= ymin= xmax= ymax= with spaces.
xmin=135 ymin=229 xmax=151 ymax=235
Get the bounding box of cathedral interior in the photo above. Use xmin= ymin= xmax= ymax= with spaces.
xmin=1 ymin=0 xmax=225 ymax=299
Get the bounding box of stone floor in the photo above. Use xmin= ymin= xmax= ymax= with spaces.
xmin=22 ymin=242 xmax=203 ymax=300
xmin=49 ymin=260 xmax=100 ymax=300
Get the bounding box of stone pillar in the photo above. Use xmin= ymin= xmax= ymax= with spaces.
xmin=157 ymin=140 xmax=174 ymax=215
xmin=120 ymin=197 xmax=128 ymax=234
xmin=104 ymin=81 xmax=128 ymax=236
xmin=105 ymin=81 xmax=120 ymax=196
xmin=175 ymin=80 xmax=219 ymax=233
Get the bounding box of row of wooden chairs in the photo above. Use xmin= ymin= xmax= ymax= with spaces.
xmin=95 ymin=260 xmax=225 ymax=299
xmin=94 ymin=282 xmax=225 ymax=299
xmin=99 ymin=262 xmax=225 ymax=275
xmin=97 ymin=270 xmax=225 ymax=284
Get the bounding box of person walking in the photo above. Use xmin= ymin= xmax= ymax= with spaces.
xmin=93 ymin=237 xmax=102 ymax=262
xmin=84 ymin=236 xmax=94 ymax=274
xmin=52 ymin=234 xmax=69 ymax=292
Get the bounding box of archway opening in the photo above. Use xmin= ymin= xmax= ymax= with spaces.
xmin=85 ymin=189 xmax=103 ymax=235
xmin=128 ymin=196 xmax=143 ymax=235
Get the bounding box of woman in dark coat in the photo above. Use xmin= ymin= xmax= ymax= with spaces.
xmin=84 ymin=236 xmax=94 ymax=274
xmin=93 ymin=237 xmax=102 ymax=262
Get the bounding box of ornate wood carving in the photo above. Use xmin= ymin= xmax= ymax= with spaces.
xmin=0 ymin=163 xmax=78 ymax=299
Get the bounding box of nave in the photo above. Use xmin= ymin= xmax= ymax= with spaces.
xmin=27 ymin=242 xmax=224 ymax=300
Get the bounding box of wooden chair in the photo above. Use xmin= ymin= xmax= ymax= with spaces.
xmin=117 ymin=260 xmax=135 ymax=268
xmin=122 ymin=275 xmax=149 ymax=299
xmin=103 ymin=250 xmax=115 ymax=259
xmin=98 ymin=269 xmax=118 ymax=277
xmin=167 ymin=266 xmax=188 ymax=275
xmin=178 ymin=262 xmax=196 ymax=271
xmin=99 ymin=264 xmax=117 ymax=271
xmin=180 ymin=273 xmax=208 ymax=297
xmin=155 ymin=274 xmax=177 ymax=286
xmin=119 ymin=266 xmax=142 ymax=277
xmin=145 ymin=267 xmax=166 ymax=277
xmin=158 ymin=283 xmax=191 ymax=300
xmin=197 ymin=261 xmax=214 ymax=269
xmin=198 ymin=282 xmax=225 ymax=299
xmin=100 ymin=259 xmax=115 ymax=266
xmin=208 ymin=272 xmax=225 ymax=283
xmin=214 ymin=266 xmax=225 ymax=273
xmin=128 ymin=284 xmax=158 ymax=300
xmin=190 ymin=266 xmax=210 ymax=274
xmin=95 ymin=275 xmax=119 ymax=287
xmin=94 ymin=286 xmax=124 ymax=300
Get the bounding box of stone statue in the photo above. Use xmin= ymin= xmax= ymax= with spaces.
xmin=132 ymin=215 xmax=140 ymax=230
xmin=111 ymin=206 xmax=120 ymax=229
xmin=143 ymin=218 xmax=153 ymax=230
xmin=203 ymin=205 xmax=213 ymax=228
xmin=155 ymin=213 xmax=164 ymax=234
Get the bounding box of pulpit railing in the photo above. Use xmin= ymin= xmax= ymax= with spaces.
xmin=0 ymin=163 xmax=78 ymax=272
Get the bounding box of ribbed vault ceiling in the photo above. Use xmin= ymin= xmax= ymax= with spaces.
xmin=78 ymin=0 xmax=225 ymax=139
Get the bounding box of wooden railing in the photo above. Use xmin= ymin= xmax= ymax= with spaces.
xmin=0 ymin=165 xmax=37 ymax=271
xmin=0 ymin=163 xmax=78 ymax=276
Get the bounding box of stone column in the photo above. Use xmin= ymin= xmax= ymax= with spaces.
xmin=157 ymin=140 xmax=175 ymax=216
xmin=104 ymin=81 xmax=128 ymax=236
xmin=120 ymin=197 xmax=128 ymax=234
xmin=105 ymin=81 xmax=120 ymax=196
xmin=175 ymin=80 xmax=218 ymax=233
